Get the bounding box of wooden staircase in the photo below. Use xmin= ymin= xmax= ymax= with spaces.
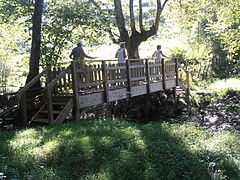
xmin=1 ymin=64 xmax=77 ymax=126
xmin=30 ymin=95 xmax=73 ymax=125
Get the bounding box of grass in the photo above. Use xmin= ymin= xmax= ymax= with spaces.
xmin=191 ymin=78 xmax=240 ymax=108
xmin=0 ymin=118 xmax=239 ymax=180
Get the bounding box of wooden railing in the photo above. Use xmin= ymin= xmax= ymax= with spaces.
xmin=15 ymin=67 xmax=51 ymax=125
xmin=71 ymin=58 xmax=178 ymax=94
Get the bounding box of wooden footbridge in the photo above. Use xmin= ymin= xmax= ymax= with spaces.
xmin=1 ymin=58 xmax=189 ymax=126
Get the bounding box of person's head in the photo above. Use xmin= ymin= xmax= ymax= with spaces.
xmin=119 ymin=42 xmax=126 ymax=48
xmin=157 ymin=45 xmax=161 ymax=50
xmin=77 ymin=40 xmax=83 ymax=46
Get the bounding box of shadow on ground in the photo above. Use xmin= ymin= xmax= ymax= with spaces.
xmin=1 ymin=118 xmax=239 ymax=180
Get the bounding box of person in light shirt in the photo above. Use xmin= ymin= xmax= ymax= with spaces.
xmin=152 ymin=45 xmax=167 ymax=62
xmin=115 ymin=42 xmax=127 ymax=63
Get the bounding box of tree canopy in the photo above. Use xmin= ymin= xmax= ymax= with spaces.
xmin=0 ymin=0 xmax=239 ymax=91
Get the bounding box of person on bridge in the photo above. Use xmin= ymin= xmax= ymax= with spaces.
xmin=115 ymin=42 xmax=127 ymax=63
xmin=69 ymin=40 xmax=97 ymax=66
xmin=152 ymin=45 xmax=167 ymax=62
xmin=70 ymin=40 xmax=97 ymax=86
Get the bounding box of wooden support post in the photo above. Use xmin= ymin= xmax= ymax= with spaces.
xmin=20 ymin=93 xmax=28 ymax=126
xmin=173 ymin=87 xmax=177 ymax=100
xmin=186 ymin=70 xmax=190 ymax=93
xmin=185 ymin=70 xmax=190 ymax=112
xmin=126 ymin=60 xmax=132 ymax=98
xmin=46 ymin=87 xmax=54 ymax=125
xmin=174 ymin=58 xmax=179 ymax=86
xmin=71 ymin=61 xmax=80 ymax=120
xmin=161 ymin=58 xmax=166 ymax=90
xmin=102 ymin=61 xmax=109 ymax=103
xmin=145 ymin=59 xmax=151 ymax=94
xmin=46 ymin=65 xmax=52 ymax=86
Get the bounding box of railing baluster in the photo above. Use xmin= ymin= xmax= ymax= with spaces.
xmin=102 ymin=61 xmax=109 ymax=103
xmin=161 ymin=59 xmax=166 ymax=90
xmin=175 ymin=58 xmax=179 ymax=86
xmin=145 ymin=59 xmax=151 ymax=94
xmin=126 ymin=60 xmax=132 ymax=97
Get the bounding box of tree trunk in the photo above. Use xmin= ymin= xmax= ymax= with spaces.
xmin=127 ymin=36 xmax=142 ymax=59
xmin=25 ymin=0 xmax=43 ymax=87
xmin=113 ymin=0 xmax=169 ymax=60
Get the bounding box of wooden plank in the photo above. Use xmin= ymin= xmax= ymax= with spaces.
xmin=71 ymin=61 xmax=80 ymax=120
xmin=79 ymin=88 xmax=128 ymax=108
xmin=150 ymin=82 xmax=162 ymax=92
xmin=58 ymin=67 xmax=63 ymax=91
xmin=54 ymin=98 xmax=74 ymax=125
xmin=78 ymin=81 xmax=103 ymax=88
xmin=63 ymin=68 xmax=68 ymax=90
xmin=67 ymin=69 xmax=72 ymax=89
xmin=30 ymin=103 xmax=46 ymax=122
xmin=20 ymin=93 xmax=28 ymax=125
xmin=131 ymin=76 xmax=147 ymax=81
xmin=145 ymin=59 xmax=150 ymax=94
xmin=131 ymin=85 xmax=147 ymax=97
xmin=102 ymin=61 xmax=109 ymax=103
xmin=161 ymin=59 xmax=166 ymax=90
xmin=126 ymin=60 xmax=132 ymax=97
xmin=108 ymin=88 xmax=128 ymax=101
xmin=129 ymin=64 xmax=145 ymax=69
xmin=47 ymin=65 xmax=52 ymax=85
xmin=31 ymin=118 xmax=49 ymax=123
xmin=149 ymin=63 xmax=162 ymax=68
xmin=98 ymin=64 xmax=102 ymax=89
xmin=165 ymin=79 xmax=176 ymax=89
xmin=46 ymin=87 xmax=54 ymax=125
xmin=79 ymin=93 xmax=104 ymax=107
xmin=16 ymin=66 xmax=50 ymax=98
xmin=107 ymin=66 xmax=126 ymax=70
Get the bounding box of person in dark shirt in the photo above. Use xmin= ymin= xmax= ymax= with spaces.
xmin=70 ymin=40 xmax=97 ymax=85
xmin=69 ymin=40 xmax=97 ymax=66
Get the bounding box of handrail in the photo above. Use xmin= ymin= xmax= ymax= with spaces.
xmin=16 ymin=66 xmax=51 ymax=98
xmin=54 ymin=57 xmax=175 ymax=64
xmin=47 ymin=64 xmax=72 ymax=89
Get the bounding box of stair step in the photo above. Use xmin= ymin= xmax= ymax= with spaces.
xmin=52 ymin=102 xmax=67 ymax=106
xmin=52 ymin=95 xmax=72 ymax=103
xmin=40 ymin=110 xmax=62 ymax=114
xmin=31 ymin=118 xmax=49 ymax=123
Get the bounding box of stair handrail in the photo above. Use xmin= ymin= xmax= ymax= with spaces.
xmin=13 ymin=66 xmax=51 ymax=125
xmin=15 ymin=66 xmax=51 ymax=98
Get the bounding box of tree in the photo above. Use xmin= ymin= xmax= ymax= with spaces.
xmin=41 ymin=0 xmax=111 ymax=66
xmin=25 ymin=0 xmax=43 ymax=86
xmin=112 ymin=0 xmax=169 ymax=59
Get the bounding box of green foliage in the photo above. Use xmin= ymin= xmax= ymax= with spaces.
xmin=41 ymin=0 xmax=112 ymax=66
xmin=167 ymin=0 xmax=240 ymax=79
xmin=191 ymin=78 xmax=240 ymax=108
xmin=0 ymin=118 xmax=239 ymax=179
xmin=0 ymin=23 xmax=29 ymax=92
xmin=0 ymin=0 xmax=113 ymax=89
xmin=0 ymin=0 xmax=34 ymax=24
